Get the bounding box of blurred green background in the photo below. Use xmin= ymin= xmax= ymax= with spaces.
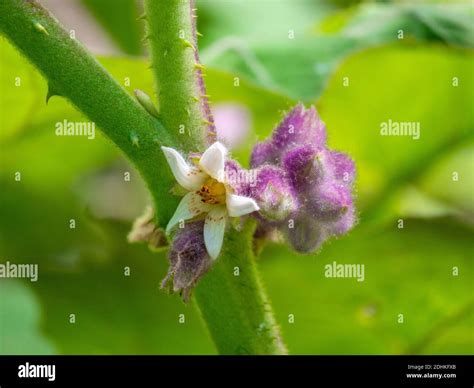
xmin=0 ymin=0 xmax=473 ymax=355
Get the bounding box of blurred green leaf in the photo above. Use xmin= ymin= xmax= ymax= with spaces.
xmin=409 ymin=4 xmax=474 ymax=48
xmin=202 ymin=3 xmax=474 ymax=101
xmin=0 ymin=41 xmax=41 ymax=141
xmin=260 ymin=219 xmax=474 ymax=354
xmin=321 ymin=4 xmax=474 ymax=48
xmin=417 ymin=142 xmax=474 ymax=216
xmin=202 ymin=36 xmax=357 ymax=101
xmin=316 ymin=44 xmax=473 ymax=214
xmin=0 ymin=280 xmax=56 ymax=354
xmin=197 ymin=0 xmax=341 ymax=101
xmin=394 ymin=186 xmax=462 ymax=220
xmin=81 ymin=0 xmax=143 ymax=55
xmin=197 ymin=0 xmax=333 ymax=48
xmin=30 ymin=220 xmax=215 ymax=354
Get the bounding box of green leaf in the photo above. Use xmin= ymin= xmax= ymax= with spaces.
xmin=198 ymin=0 xmax=339 ymax=101
xmin=202 ymin=3 xmax=474 ymax=102
xmin=0 ymin=207 xmax=216 ymax=354
xmin=417 ymin=142 xmax=474 ymax=216
xmin=0 ymin=41 xmax=42 ymax=141
xmin=197 ymin=0 xmax=333 ymax=47
xmin=81 ymin=0 xmax=143 ymax=55
xmin=259 ymin=219 xmax=474 ymax=354
xmin=202 ymin=36 xmax=357 ymax=102
xmin=0 ymin=280 xmax=56 ymax=354
xmin=322 ymin=3 xmax=474 ymax=48
xmin=316 ymin=43 xmax=473 ymax=215
xmin=30 ymin=220 xmax=216 ymax=355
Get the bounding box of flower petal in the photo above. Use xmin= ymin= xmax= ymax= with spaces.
xmin=161 ymin=146 xmax=207 ymax=190
xmin=166 ymin=192 xmax=210 ymax=234
xmin=199 ymin=142 xmax=227 ymax=181
xmin=204 ymin=206 xmax=227 ymax=260
xmin=226 ymin=193 xmax=260 ymax=217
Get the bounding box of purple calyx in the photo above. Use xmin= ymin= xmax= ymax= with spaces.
xmin=249 ymin=103 xmax=356 ymax=253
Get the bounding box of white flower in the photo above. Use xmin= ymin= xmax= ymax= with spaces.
xmin=161 ymin=142 xmax=260 ymax=260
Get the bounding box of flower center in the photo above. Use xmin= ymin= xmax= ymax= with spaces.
xmin=197 ymin=178 xmax=226 ymax=205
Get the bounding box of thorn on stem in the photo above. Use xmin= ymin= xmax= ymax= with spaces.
xmin=141 ymin=33 xmax=151 ymax=42
xmin=130 ymin=132 xmax=140 ymax=147
xmin=33 ymin=22 xmax=49 ymax=36
xmin=180 ymin=39 xmax=196 ymax=51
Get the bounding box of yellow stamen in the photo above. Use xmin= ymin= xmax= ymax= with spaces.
xmin=197 ymin=178 xmax=226 ymax=205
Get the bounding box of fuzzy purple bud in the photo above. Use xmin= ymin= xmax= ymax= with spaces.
xmin=161 ymin=221 xmax=212 ymax=302
xmin=249 ymin=165 xmax=297 ymax=222
xmin=249 ymin=104 xmax=356 ymax=253
xmin=250 ymin=104 xmax=326 ymax=168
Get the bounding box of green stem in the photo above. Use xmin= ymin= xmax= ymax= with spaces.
xmin=144 ymin=0 xmax=216 ymax=152
xmin=0 ymin=0 xmax=178 ymax=228
xmin=195 ymin=221 xmax=287 ymax=355
xmin=144 ymin=0 xmax=287 ymax=355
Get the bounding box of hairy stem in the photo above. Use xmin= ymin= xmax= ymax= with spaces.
xmin=145 ymin=0 xmax=287 ymax=355
xmin=195 ymin=222 xmax=287 ymax=355
xmin=144 ymin=0 xmax=216 ymax=152
xmin=0 ymin=0 xmax=178 ymax=227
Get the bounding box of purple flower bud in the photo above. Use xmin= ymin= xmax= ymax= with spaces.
xmin=272 ymin=104 xmax=326 ymax=153
xmin=250 ymin=141 xmax=277 ymax=168
xmin=249 ymin=165 xmax=297 ymax=222
xmin=308 ymin=181 xmax=352 ymax=221
xmin=285 ymin=216 xmax=325 ymax=253
xmin=282 ymin=144 xmax=318 ymax=191
xmin=250 ymin=104 xmax=326 ymax=168
xmin=161 ymin=221 xmax=212 ymax=302
xmin=249 ymin=104 xmax=356 ymax=253
xmin=331 ymin=151 xmax=356 ymax=185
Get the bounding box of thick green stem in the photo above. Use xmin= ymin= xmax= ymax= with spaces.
xmin=195 ymin=221 xmax=287 ymax=355
xmin=144 ymin=0 xmax=287 ymax=355
xmin=3 ymin=0 xmax=287 ymax=355
xmin=0 ymin=0 xmax=178 ymax=227
xmin=144 ymin=0 xmax=216 ymax=152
